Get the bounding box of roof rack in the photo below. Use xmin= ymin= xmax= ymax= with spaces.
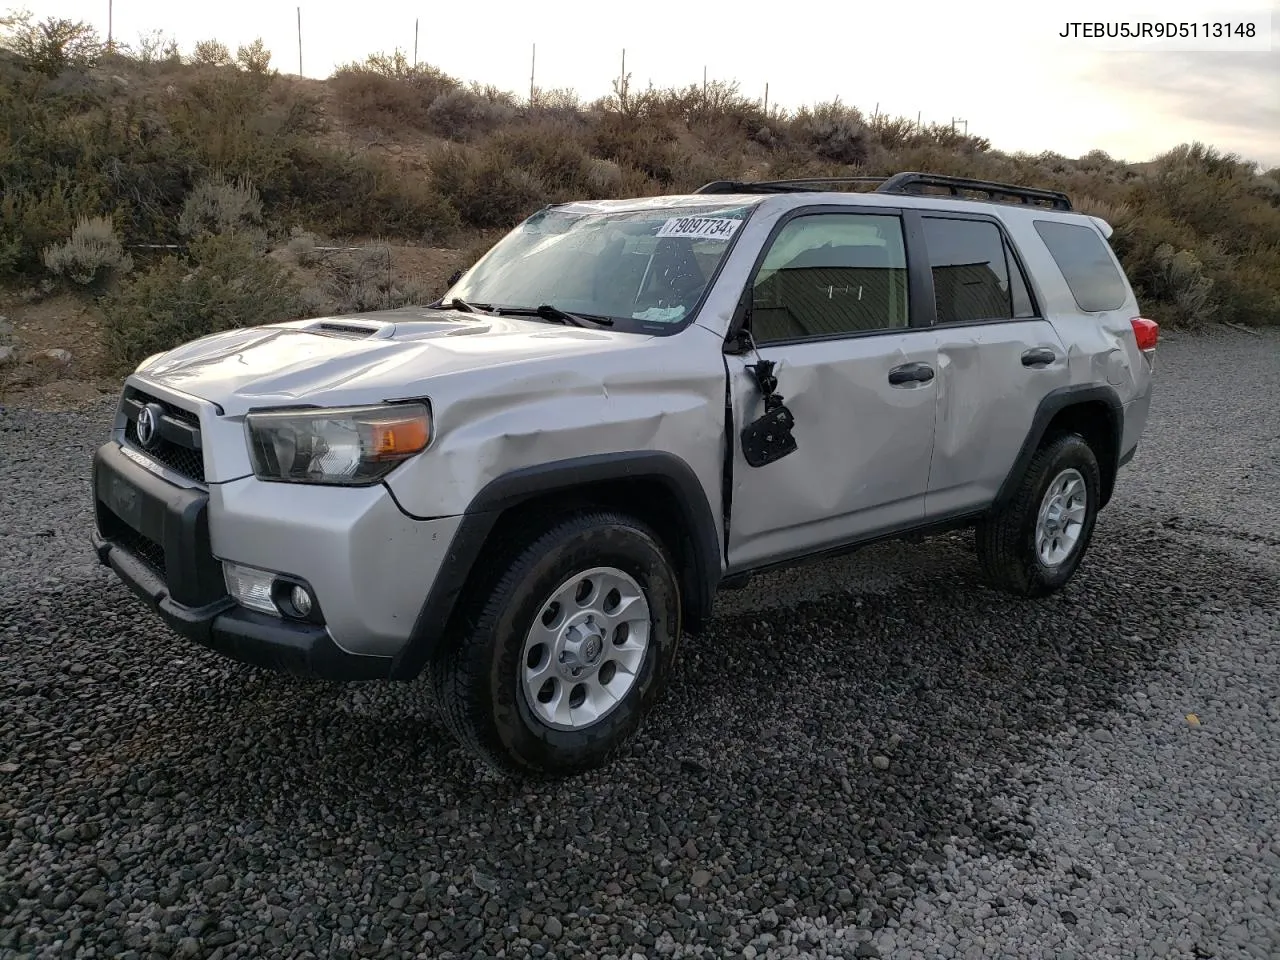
xmin=693 ymin=171 xmax=1073 ymax=211
xmin=695 ymin=177 xmax=886 ymax=195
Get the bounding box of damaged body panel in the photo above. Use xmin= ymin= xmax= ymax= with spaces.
xmin=724 ymin=331 xmax=937 ymax=572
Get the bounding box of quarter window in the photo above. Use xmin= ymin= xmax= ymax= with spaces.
xmin=1033 ymin=219 xmax=1128 ymax=312
xmin=749 ymin=213 xmax=909 ymax=342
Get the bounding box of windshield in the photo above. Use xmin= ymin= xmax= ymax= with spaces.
xmin=444 ymin=202 xmax=757 ymax=331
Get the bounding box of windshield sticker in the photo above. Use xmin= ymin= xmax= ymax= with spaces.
xmin=655 ymin=216 xmax=742 ymax=241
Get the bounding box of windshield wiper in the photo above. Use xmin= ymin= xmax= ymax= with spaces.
xmin=430 ymin=297 xmax=491 ymax=314
xmin=495 ymin=304 xmax=615 ymax=328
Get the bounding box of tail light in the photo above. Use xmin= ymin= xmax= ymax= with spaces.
xmin=1131 ymin=317 xmax=1159 ymax=353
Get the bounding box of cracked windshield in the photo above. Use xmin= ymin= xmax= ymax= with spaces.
xmin=446 ymin=203 xmax=756 ymax=328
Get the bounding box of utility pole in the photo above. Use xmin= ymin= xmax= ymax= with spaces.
xmin=951 ymin=117 xmax=968 ymax=135
xmin=763 ymin=82 xmax=769 ymax=116
xmin=414 ymin=19 xmax=418 ymax=67
xmin=296 ymin=7 xmax=303 ymax=76
xmin=703 ymin=65 xmax=706 ymax=95
xmin=530 ymin=43 xmax=536 ymax=106
xmin=106 ymin=0 xmax=113 ymax=50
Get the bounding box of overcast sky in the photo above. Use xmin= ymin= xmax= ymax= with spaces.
xmin=27 ymin=0 xmax=1280 ymax=168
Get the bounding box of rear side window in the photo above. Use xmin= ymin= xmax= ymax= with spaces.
xmin=921 ymin=217 xmax=1036 ymax=324
xmin=1033 ymin=219 xmax=1128 ymax=312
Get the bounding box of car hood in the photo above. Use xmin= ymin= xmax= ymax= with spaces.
xmin=132 ymin=308 xmax=650 ymax=416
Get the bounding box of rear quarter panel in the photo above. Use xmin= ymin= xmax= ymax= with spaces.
xmin=1002 ymin=210 xmax=1154 ymax=422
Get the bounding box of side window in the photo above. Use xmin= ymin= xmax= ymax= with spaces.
xmin=749 ymin=213 xmax=909 ymax=343
xmin=923 ymin=216 xmax=1037 ymax=324
xmin=1033 ymin=219 xmax=1127 ymax=312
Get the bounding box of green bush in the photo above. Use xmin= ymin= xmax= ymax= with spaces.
xmin=0 ymin=176 xmax=111 ymax=280
xmin=100 ymin=232 xmax=303 ymax=372
xmin=282 ymin=145 xmax=460 ymax=242
xmin=0 ymin=10 xmax=103 ymax=76
xmin=429 ymin=147 xmax=545 ymax=228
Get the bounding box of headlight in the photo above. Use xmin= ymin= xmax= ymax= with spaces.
xmin=245 ymin=403 xmax=431 ymax=485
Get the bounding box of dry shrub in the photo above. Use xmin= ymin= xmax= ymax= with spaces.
xmin=488 ymin=124 xmax=600 ymax=199
xmin=304 ymin=245 xmax=438 ymax=314
xmin=42 ymin=216 xmax=133 ymax=286
xmin=591 ymin=114 xmax=697 ymax=186
xmin=179 ymin=174 xmax=263 ymax=238
xmin=330 ymin=59 xmax=459 ymax=133
xmin=791 ymin=101 xmax=872 ymax=166
xmin=235 ymin=38 xmax=272 ymax=75
xmin=426 ymin=88 xmax=514 ymax=140
xmin=1153 ymin=244 xmax=1216 ymax=321
xmin=330 ymin=70 xmax=435 ymax=132
xmin=190 ymin=39 xmax=232 ymax=66
xmin=286 ymin=227 xmax=319 ymax=266
xmin=531 ymin=86 xmax=583 ymax=122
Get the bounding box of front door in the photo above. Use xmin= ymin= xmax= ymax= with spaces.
xmin=724 ymin=208 xmax=939 ymax=572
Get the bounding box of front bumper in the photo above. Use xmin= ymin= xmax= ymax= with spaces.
xmin=92 ymin=442 xmax=396 ymax=680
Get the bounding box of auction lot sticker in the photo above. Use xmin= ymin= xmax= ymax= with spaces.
xmin=655 ymin=217 xmax=743 ymax=241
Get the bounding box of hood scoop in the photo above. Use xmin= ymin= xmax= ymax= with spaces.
xmin=315 ymin=321 xmax=384 ymax=338
xmin=287 ymin=317 xmax=398 ymax=340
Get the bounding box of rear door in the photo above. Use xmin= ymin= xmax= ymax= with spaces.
xmin=723 ymin=206 xmax=939 ymax=572
xmin=916 ymin=212 xmax=1071 ymax=516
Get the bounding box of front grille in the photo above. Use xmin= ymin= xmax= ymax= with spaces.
xmin=120 ymin=387 xmax=206 ymax=484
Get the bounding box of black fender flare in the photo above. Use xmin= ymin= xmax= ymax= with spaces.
xmin=993 ymin=384 xmax=1125 ymax=512
xmin=389 ymin=451 xmax=722 ymax=680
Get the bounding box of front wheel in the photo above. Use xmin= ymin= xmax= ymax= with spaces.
xmin=430 ymin=510 xmax=682 ymax=777
xmin=976 ymin=432 xmax=1102 ymax=597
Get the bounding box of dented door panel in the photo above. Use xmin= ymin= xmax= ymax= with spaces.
xmin=725 ymin=330 xmax=938 ymax=572
xmin=926 ymin=320 xmax=1070 ymax=516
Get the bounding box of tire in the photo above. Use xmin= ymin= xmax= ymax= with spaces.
xmin=976 ymin=432 xmax=1101 ymax=598
xmin=429 ymin=509 xmax=682 ymax=777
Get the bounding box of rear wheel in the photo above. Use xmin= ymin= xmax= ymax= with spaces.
xmin=976 ymin=432 xmax=1101 ymax=597
xmin=430 ymin=510 xmax=682 ymax=777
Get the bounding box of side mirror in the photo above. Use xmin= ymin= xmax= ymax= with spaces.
xmin=741 ymin=400 xmax=797 ymax=468
xmin=740 ymin=357 xmax=797 ymax=468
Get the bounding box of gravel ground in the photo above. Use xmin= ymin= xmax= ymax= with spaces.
xmin=1 ymin=328 xmax=1278 ymax=960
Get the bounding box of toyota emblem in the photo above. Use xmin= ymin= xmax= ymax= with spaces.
xmin=135 ymin=403 xmax=163 ymax=449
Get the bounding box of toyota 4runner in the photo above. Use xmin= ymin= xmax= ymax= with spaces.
xmin=91 ymin=172 xmax=1158 ymax=776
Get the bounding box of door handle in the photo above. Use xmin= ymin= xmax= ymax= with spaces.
xmin=1021 ymin=347 xmax=1057 ymax=367
xmin=888 ymin=361 xmax=935 ymax=386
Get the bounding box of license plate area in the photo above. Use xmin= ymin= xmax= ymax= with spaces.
xmin=93 ymin=443 xmax=226 ymax=606
xmin=101 ymin=469 xmax=145 ymax=534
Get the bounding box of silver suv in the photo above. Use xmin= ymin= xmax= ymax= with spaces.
xmin=91 ymin=172 xmax=1159 ymax=776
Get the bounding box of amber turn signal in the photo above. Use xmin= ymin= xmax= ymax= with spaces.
xmin=367 ymin=414 xmax=431 ymax=461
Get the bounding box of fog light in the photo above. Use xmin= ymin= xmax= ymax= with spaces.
xmin=222 ymin=562 xmax=278 ymax=615
xmin=289 ymin=585 xmax=313 ymax=617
